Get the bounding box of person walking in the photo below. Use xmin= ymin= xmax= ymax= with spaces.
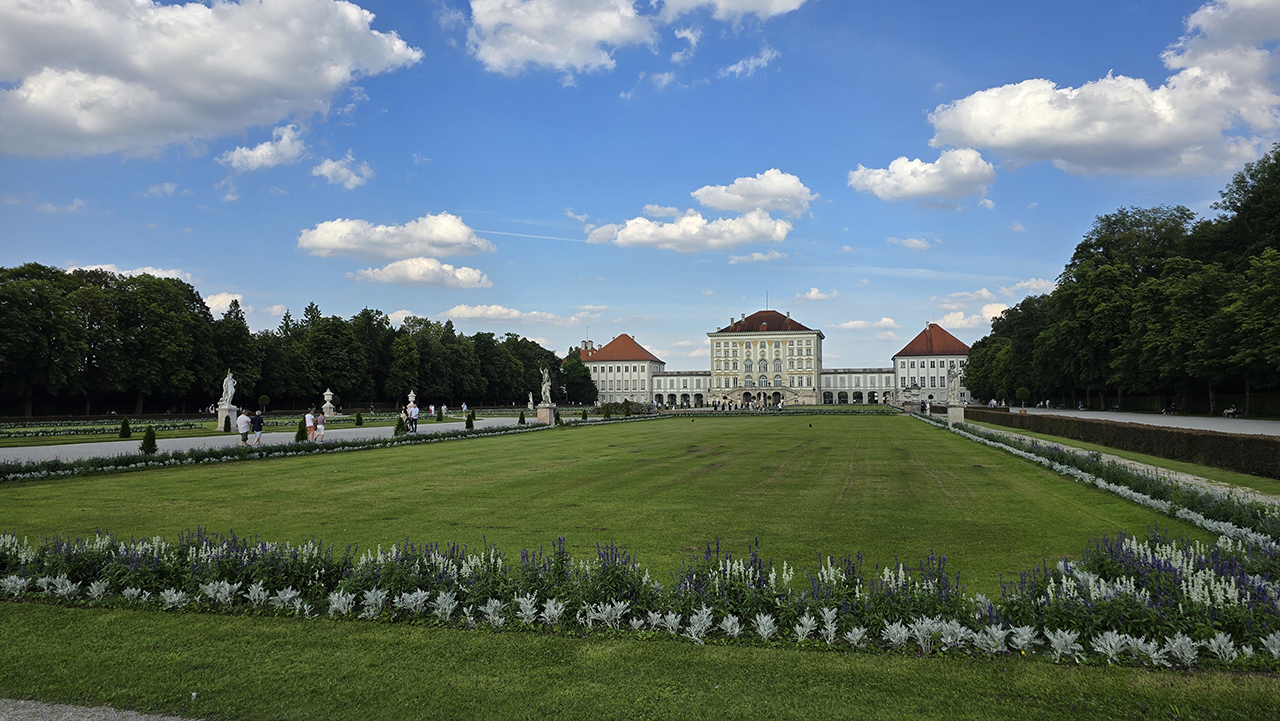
xmin=305 ymin=409 xmax=316 ymax=441
xmin=409 ymin=402 xmax=419 ymax=432
xmin=251 ymin=410 xmax=264 ymax=446
xmin=314 ymin=411 xmax=326 ymax=442
xmin=236 ymin=408 xmax=252 ymax=447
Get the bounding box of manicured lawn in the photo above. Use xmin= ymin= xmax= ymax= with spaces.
xmin=0 ymin=415 xmax=1208 ymax=595
xmin=1 ymin=604 xmax=1275 ymax=721
xmin=967 ymin=420 xmax=1280 ymax=498
xmin=0 ymin=418 xmax=407 ymax=449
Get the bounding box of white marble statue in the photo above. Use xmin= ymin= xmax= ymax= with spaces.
xmin=527 ymin=391 xmax=534 ymax=410
xmin=946 ymin=367 xmax=960 ymax=401
xmin=540 ymin=367 xmax=552 ymax=406
xmin=219 ymin=370 xmax=236 ymax=408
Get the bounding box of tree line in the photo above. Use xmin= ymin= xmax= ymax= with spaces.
xmin=964 ymin=144 xmax=1280 ymax=415
xmin=0 ymin=265 xmax=597 ymax=416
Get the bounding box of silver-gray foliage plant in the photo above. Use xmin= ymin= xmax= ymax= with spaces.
xmin=514 ymin=593 xmax=538 ymax=625
xmin=1008 ymin=625 xmax=1041 ymax=652
xmin=753 ymin=613 xmax=778 ymax=642
xmin=974 ymin=627 xmax=1008 ymax=655
xmin=1205 ymin=632 xmax=1238 ymax=664
xmin=160 ymin=588 xmax=189 ymax=610
xmin=432 ymin=590 xmax=459 ymax=622
xmin=843 ymin=627 xmax=868 ymax=648
xmin=819 ymin=607 xmax=839 ymax=645
xmin=1046 ymin=628 xmax=1084 ymax=664
xmin=87 ymin=580 xmax=110 ymax=602
xmin=359 ymin=587 xmax=387 ymax=619
xmin=540 ymin=598 xmax=565 ymax=626
xmin=1262 ymin=631 xmax=1280 ymax=660
xmin=245 ymin=582 xmax=270 ymax=609
xmin=1091 ymin=630 xmax=1129 ymax=664
xmin=1164 ymin=633 xmax=1200 ymax=667
xmin=719 ymin=614 xmax=742 ymax=638
xmin=481 ymin=598 xmax=506 ymax=628
xmin=269 ymin=587 xmax=301 ymax=611
xmin=327 ymin=590 xmax=357 ymax=617
xmin=794 ymin=612 xmax=818 ymax=643
xmin=1 ymin=575 xmax=30 ymax=597
xmin=881 ymin=620 xmax=910 ymax=649
xmin=684 ymin=606 xmax=713 ymax=645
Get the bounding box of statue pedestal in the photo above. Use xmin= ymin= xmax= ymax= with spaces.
xmin=948 ymin=406 xmax=965 ymax=427
xmin=536 ymin=404 xmax=556 ymax=425
xmin=216 ymin=405 xmax=235 ymax=432
xmin=322 ymin=402 xmax=336 ymax=418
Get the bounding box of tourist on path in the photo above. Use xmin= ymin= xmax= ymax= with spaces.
xmin=251 ymin=410 xmax=264 ymax=446
xmin=236 ymin=408 xmax=252 ymax=447
xmin=315 ymin=412 xmax=326 ymax=442
xmin=305 ymin=410 xmax=316 ymax=441
xmin=409 ymin=402 xmax=419 ymax=432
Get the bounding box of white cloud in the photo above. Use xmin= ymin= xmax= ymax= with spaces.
xmin=848 ymin=148 xmax=996 ymax=201
xmin=135 ymin=182 xmax=178 ymax=199
xmin=651 ymin=71 xmax=676 ymax=89
xmin=565 ymin=208 xmax=589 ymax=222
xmin=312 ymin=152 xmax=374 ymax=189
xmin=692 ymin=168 xmax=816 ymax=216
xmin=702 ymin=288 xmax=715 ymax=296
xmin=797 ymin=287 xmax=838 ymax=301
xmin=204 ymin=292 xmax=251 ymax=315
xmin=350 ymin=258 xmax=493 ymax=288
xmin=875 ymin=330 xmax=898 ymax=341
xmin=1010 ymin=222 xmax=1025 ymax=232
xmin=68 ymin=263 xmax=192 ymax=281
xmin=259 ymin=304 xmax=288 ymax=317
xmin=466 ymin=0 xmax=657 ymax=77
xmin=887 ymin=236 xmax=932 ymax=251
xmin=978 ymin=198 xmax=995 ymax=209
xmin=0 ymin=0 xmax=422 ymax=157
xmin=718 ymin=46 xmax=780 ymax=78
xmin=1000 ymin=277 xmax=1057 ymax=297
xmin=643 ymin=204 xmax=681 ymax=217
xmin=298 ymin=213 xmax=496 ymax=260
xmin=661 ymin=0 xmax=810 ymax=22
xmin=727 ymin=249 xmax=786 ymax=264
xmin=217 ymin=125 xmax=306 ymax=173
xmin=670 ymin=26 xmax=701 ymax=64
xmin=388 ymin=309 xmax=417 ymax=327
xmin=928 ymin=0 xmax=1280 ymax=175
xmin=588 ymin=209 xmax=790 ymax=252
xmin=934 ymin=303 xmax=1008 ymax=329
xmin=438 ymin=303 xmax=604 ymax=325
xmin=35 ymin=199 xmax=85 ymax=214
xmin=830 ymin=317 xmax=898 ymax=330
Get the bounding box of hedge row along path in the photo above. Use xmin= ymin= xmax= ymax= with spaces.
xmin=0 ymin=417 xmax=520 ymax=464
xmin=1006 ymin=407 xmax=1280 ymax=437
xmin=970 ymin=423 xmax=1280 ymax=508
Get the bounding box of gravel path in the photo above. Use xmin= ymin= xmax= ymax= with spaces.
xmin=0 ymin=417 xmax=519 ymax=464
xmin=0 ymin=699 xmax=195 ymax=721
xmin=1013 ymin=407 xmax=1280 ymax=437
xmin=977 ymin=425 xmax=1280 ymax=507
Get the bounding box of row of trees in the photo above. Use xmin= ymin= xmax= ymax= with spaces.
xmin=0 ymin=265 xmax=597 ymax=416
xmin=964 ymin=145 xmax=1280 ymax=414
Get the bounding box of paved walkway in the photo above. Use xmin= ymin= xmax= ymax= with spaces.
xmin=1010 ymin=408 xmax=1280 ymax=437
xmin=0 ymin=699 xmax=194 ymax=721
xmin=0 ymin=417 xmax=519 ymax=464
xmin=975 ymin=425 xmax=1280 ymax=507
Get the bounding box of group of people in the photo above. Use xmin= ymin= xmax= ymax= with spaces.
xmin=234 ymin=408 xmax=265 ymax=446
xmin=400 ymin=402 xmax=460 ymax=432
xmin=304 ymin=409 xmax=326 ymax=441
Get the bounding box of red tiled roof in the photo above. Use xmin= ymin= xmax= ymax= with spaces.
xmin=581 ymin=334 xmax=664 ymax=363
xmin=715 ymin=310 xmax=812 ymax=334
xmin=894 ymin=324 xmax=970 ymax=357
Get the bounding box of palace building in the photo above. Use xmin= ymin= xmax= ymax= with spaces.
xmin=579 ymin=311 xmax=971 ymax=407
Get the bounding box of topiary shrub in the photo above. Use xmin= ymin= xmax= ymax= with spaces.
xmin=258 ymin=395 xmax=270 ymax=412
xmin=465 ymin=411 xmax=474 ymax=430
xmin=354 ymin=412 xmax=364 ymax=427
xmin=518 ymin=410 xmax=526 ymax=425
xmin=223 ymin=415 xmax=231 ymax=433
xmin=581 ymin=409 xmax=587 ymax=421
xmin=139 ymin=425 xmax=157 ymax=455
xmin=603 ymin=406 xmax=612 ymax=419
xmin=118 ymin=417 xmax=131 ymax=439
xmin=295 ymin=419 xmax=308 ymax=442
xmin=393 ymin=416 xmax=408 ymax=436
xmin=436 ymin=406 xmax=444 ymax=422
xmin=1015 ymin=387 xmax=1030 ymax=407
xmin=554 ymin=410 xmax=561 ymax=425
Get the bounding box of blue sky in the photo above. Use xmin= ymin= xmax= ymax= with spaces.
xmin=2 ymin=0 xmax=1276 ymax=369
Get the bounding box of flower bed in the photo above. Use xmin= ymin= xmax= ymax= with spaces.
xmin=1 ymin=528 xmax=1276 ymax=669
xmin=0 ymin=422 xmax=205 ymax=438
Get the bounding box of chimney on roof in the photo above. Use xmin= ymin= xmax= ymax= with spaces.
xmin=786 ymin=311 xmax=790 ymax=319
xmin=761 ymin=322 xmax=767 ymax=331
xmin=741 ymin=313 xmax=745 ymax=321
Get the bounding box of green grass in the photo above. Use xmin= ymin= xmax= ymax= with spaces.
xmin=968 ymin=420 xmax=1280 ymax=498
xmin=0 ymin=414 xmax=1267 ymax=719
xmin=2 ymin=604 xmax=1276 ymax=721
xmin=0 ymin=415 xmax=1208 ymax=595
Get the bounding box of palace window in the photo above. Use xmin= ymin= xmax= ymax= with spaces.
xmin=732 ymin=361 xmax=738 ymax=370
xmin=806 ymin=360 xmax=812 ymax=369
xmin=773 ymin=359 xmax=782 ymax=372
xmin=788 ymin=360 xmax=794 ymax=370
xmin=900 ymin=361 xmax=906 ymax=368
xmin=682 ymin=379 xmax=688 ymax=389
xmin=930 ymin=361 xmax=936 ymax=368
xmin=640 ymin=380 xmax=645 ymax=390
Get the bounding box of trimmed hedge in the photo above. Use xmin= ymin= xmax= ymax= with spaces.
xmin=963 ymin=408 xmax=1280 ymax=480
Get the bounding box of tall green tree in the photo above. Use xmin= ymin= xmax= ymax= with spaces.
xmin=0 ymin=264 xmax=87 ymax=415
xmin=212 ymin=299 xmax=261 ymax=405
xmin=385 ymin=334 xmax=420 ymax=405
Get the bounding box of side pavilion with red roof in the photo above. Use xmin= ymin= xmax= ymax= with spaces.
xmin=891 ymin=323 xmax=972 ymax=404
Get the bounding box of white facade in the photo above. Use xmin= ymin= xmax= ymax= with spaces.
xmin=581 ymin=314 xmax=969 ymax=407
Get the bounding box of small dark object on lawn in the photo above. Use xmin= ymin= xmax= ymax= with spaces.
xmin=808 ymin=423 xmax=812 ymax=428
